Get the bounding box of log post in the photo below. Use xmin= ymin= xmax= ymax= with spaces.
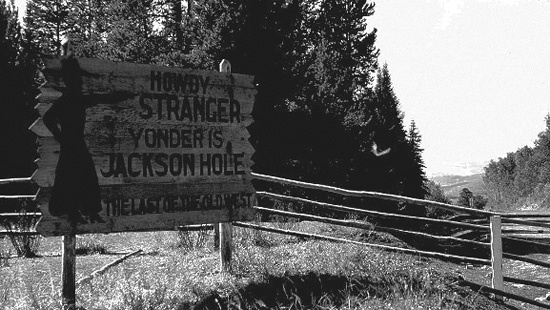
xmin=219 ymin=222 xmax=232 ymax=272
xmin=218 ymin=59 xmax=233 ymax=273
xmin=490 ymin=215 xmax=503 ymax=300
xmin=214 ymin=224 xmax=220 ymax=248
xmin=60 ymin=35 xmax=78 ymax=309
xmin=61 ymin=233 xmax=76 ymax=309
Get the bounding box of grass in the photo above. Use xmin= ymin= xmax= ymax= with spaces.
xmin=0 ymin=221 xmax=521 ymax=310
xmin=76 ymin=235 xmax=108 ymax=255
xmin=0 ymin=212 xmax=42 ymax=258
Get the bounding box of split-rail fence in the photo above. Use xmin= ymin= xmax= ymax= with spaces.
xmin=2 ymin=173 xmax=550 ymax=309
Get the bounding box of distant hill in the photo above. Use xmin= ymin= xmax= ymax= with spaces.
xmin=431 ymin=173 xmax=486 ymax=201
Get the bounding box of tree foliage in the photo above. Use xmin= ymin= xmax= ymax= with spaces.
xmin=456 ymin=188 xmax=487 ymax=210
xmin=8 ymin=0 xmax=430 ymax=208
xmin=1 ymin=0 xmax=40 ymax=179
xmin=484 ymin=114 xmax=550 ymax=210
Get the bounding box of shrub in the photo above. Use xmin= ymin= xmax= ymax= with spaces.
xmin=175 ymin=225 xmax=211 ymax=251
xmin=76 ymin=235 xmax=108 ymax=255
xmin=0 ymin=209 xmax=41 ymax=258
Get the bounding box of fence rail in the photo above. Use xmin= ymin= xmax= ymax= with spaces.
xmin=3 ymin=172 xmax=550 ymax=307
xmin=254 ymin=173 xmax=550 ymax=307
xmin=258 ymin=191 xmax=490 ymax=231
xmin=0 ymin=195 xmax=35 ymax=200
xmin=252 ymin=172 xmax=497 ymax=216
xmin=0 ymin=177 xmax=32 ymax=185
xmin=233 ymin=221 xmax=492 ymax=265
xmin=0 ymin=230 xmax=40 ymax=236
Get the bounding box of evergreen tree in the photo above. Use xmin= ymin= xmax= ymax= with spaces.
xmin=19 ymin=0 xmax=429 ymax=201
xmin=424 ymin=180 xmax=454 ymax=218
xmin=25 ymin=0 xmax=72 ymax=55
xmin=403 ymin=120 xmax=428 ymax=198
xmin=483 ymin=153 xmax=518 ymax=207
xmin=483 ymin=114 xmax=550 ymax=210
xmin=365 ymin=63 xmax=409 ymax=194
xmin=1 ymin=0 xmax=40 ymax=180
xmin=457 ymin=188 xmax=488 ymax=210
xmin=304 ymin=0 xmax=378 ymax=118
xmin=425 ymin=180 xmax=451 ymax=204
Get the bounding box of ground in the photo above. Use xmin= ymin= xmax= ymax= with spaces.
xmin=0 ymin=221 xmax=545 ymax=309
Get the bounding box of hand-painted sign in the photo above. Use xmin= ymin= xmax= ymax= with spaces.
xmin=31 ymin=57 xmax=256 ymax=236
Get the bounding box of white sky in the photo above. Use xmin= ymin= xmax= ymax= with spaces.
xmin=369 ymin=0 xmax=550 ymax=176
xmin=14 ymin=0 xmax=550 ymax=177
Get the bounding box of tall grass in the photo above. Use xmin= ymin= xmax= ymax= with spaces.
xmin=75 ymin=235 xmax=107 ymax=255
xmin=0 ymin=223 xmax=508 ymax=310
xmin=0 ymin=210 xmax=42 ymax=258
xmin=174 ymin=225 xmax=211 ymax=251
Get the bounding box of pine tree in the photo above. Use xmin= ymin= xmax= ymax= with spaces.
xmin=25 ymin=0 xmax=72 ymax=55
xmin=403 ymin=120 xmax=428 ymax=199
xmin=305 ymin=0 xmax=378 ymax=118
xmin=366 ymin=63 xmax=409 ymax=194
xmin=1 ymin=0 xmax=40 ymax=179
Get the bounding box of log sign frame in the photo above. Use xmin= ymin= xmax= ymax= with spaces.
xmin=31 ymin=57 xmax=256 ymax=236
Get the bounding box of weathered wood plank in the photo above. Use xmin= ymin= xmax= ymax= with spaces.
xmin=232 ymin=222 xmax=492 ymax=266
xmin=257 ymin=192 xmax=490 ymax=231
xmin=219 ymin=222 xmax=233 ymax=273
xmin=0 ymin=177 xmax=32 ymax=185
xmin=33 ymin=57 xmax=256 ymax=235
xmin=35 ymin=87 xmax=62 ymax=106
xmin=42 ymin=56 xmax=256 ymax=92
xmin=35 ymin=181 xmax=255 ymax=203
xmin=29 ymin=119 xmax=51 ymax=137
xmin=0 ymin=195 xmax=35 ymax=201
xmin=62 ymin=234 xmax=76 ymax=307
xmin=32 ymin=153 xmax=254 ymax=187
xmin=490 ymin=216 xmax=503 ymax=300
xmin=30 ymin=109 xmax=254 ymax=139
xmin=36 ymin=206 xmax=256 ymax=236
xmin=35 ymin=127 xmax=253 ymax=152
xmin=82 ymin=97 xmax=255 ymax=124
xmin=253 ymin=173 xmax=497 ymax=216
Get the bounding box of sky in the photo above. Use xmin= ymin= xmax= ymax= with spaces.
xmin=369 ymin=0 xmax=550 ymax=177
xmin=12 ymin=0 xmax=550 ymax=177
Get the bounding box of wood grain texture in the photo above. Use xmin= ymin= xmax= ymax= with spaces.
xmin=62 ymin=234 xmax=76 ymax=306
xmin=35 ymin=182 xmax=255 ymax=202
xmin=33 ymin=57 xmax=256 ymax=235
xmin=232 ymin=221 xmax=492 ymax=266
xmin=219 ymin=222 xmax=233 ymax=273
xmin=36 ymin=205 xmax=256 ymax=236
xmin=490 ymin=216 xmax=503 ymax=299
xmin=253 ymin=172 xmax=497 ymax=216
xmin=41 ymin=57 xmax=256 ymax=98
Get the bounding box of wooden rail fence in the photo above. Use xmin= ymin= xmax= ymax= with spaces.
xmin=252 ymin=172 xmax=550 ymax=309
xmin=4 ymin=174 xmax=550 ymax=308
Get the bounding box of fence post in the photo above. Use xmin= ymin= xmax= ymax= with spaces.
xmin=214 ymin=224 xmax=220 ymax=248
xmin=219 ymin=222 xmax=232 ymax=272
xmin=218 ymin=58 xmax=233 ymax=273
xmin=490 ymin=215 xmax=503 ymax=300
xmin=62 ymin=233 xmax=76 ymax=309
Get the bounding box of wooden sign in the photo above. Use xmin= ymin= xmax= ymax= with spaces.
xmin=31 ymin=57 xmax=256 ymax=236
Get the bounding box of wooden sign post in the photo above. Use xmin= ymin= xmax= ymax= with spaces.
xmin=218 ymin=59 xmax=233 ymax=273
xmin=30 ymin=55 xmax=256 ymax=307
xmin=61 ymin=234 xmax=76 ymax=307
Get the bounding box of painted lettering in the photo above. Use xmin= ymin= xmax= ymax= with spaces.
xmin=137 ymin=93 xmax=241 ymax=123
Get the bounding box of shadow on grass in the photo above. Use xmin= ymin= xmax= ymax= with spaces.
xmin=192 ymin=273 xmax=372 ymax=309
xmin=189 ymin=271 xmax=451 ymax=310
